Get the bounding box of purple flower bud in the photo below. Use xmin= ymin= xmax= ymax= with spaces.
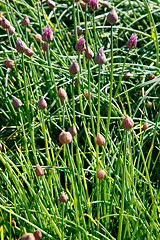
xmin=149 ymin=74 xmax=155 ymax=80
xmin=22 ymin=15 xmax=30 ymax=27
xmin=89 ymin=0 xmax=99 ymax=11
xmin=83 ymin=0 xmax=90 ymax=2
xmin=123 ymin=72 xmax=131 ymax=78
xmin=73 ymin=26 xmax=83 ymax=36
xmin=75 ymin=78 xmax=82 ymax=87
xmin=122 ymin=115 xmax=134 ymax=130
xmin=34 ymin=230 xmax=42 ymax=240
xmin=126 ymin=34 xmax=137 ymax=50
xmin=12 ymin=96 xmax=22 ymax=108
xmin=102 ymin=1 xmax=109 ymax=7
xmin=69 ymin=60 xmax=79 ymax=75
xmin=16 ymin=37 xmax=28 ymax=53
xmin=80 ymin=2 xmax=86 ymax=10
xmin=42 ymin=42 xmax=50 ymax=51
xmin=95 ymin=48 xmax=106 ymax=65
xmin=36 ymin=165 xmax=44 ymax=177
xmin=143 ymin=122 xmax=148 ymax=131
xmin=59 ymin=131 xmax=72 ymax=144
xmin=97 ymin=169 xmax=105 ymax=179
xmin=33 ymin=34 xmax=42 ymax=42
xmin=11 ymin=219 xmax=16 ymax=227
xmin=42 ymin=25 xmax=53 ymax=42
xmin=5 ymin=58 xmax=13 ymax=68
xmin=1 ymin=16 xmax=10 ymax=29
xmin=107 ymin=8 xmax=118 ymax=24
xmin=0 ymin=143 xmax=2 ymax=151
xmin=75 ymin=37 xmax=86 ymax=52
xmin=21 ymin=233 xmax=35 ymax=240
xmin=84 ymin=89 xmax=93 ymax=100
xmin=48 ymin=0 xmax=56 ymax=8
xmin=8 ymin=25 xmax=15 ymax=35
xmin=96 ymin=133 xmax=105 ymax=146
xmin=37 ymin=96 xmax=47 ymax=110
xmin=60 ymin=192 xmax=67 ymax=202
xmin=25 ymin=48 xmax=34 ymax=57
xmin=85 ymin=46 xmax=94 ymax=59
xmin=58 ymin=87 xmax=67 ymax=105
xmin=68 ymin=124 xmax=77 ymax=136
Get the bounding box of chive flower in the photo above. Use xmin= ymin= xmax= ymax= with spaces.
xmin=126 ymin=34 xmax=137 ymax=50
xmin=42 ymin=25 xmax=53 ymax=42
xmin=122 ymin=116 xmax=134 ymax=130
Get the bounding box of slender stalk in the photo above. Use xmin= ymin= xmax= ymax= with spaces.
xmin=61 ymin=203 xmax=65 ymax=240
xmin=93 ymin=11 xmax=98 ymax=53
xmin=85 ymin=4 xmax=88 ymax=47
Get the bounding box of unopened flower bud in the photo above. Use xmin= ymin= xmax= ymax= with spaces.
xmin=11 ymin=219 xmax=16 ymax=227
xmin=25 ymin=48 xmax=34 ymax=57
xmin=48 ymin=0 xmax=56 ymax=8
xmin=12 ymin=96 xmax=22 ymax=108
xmin=95 ymin=48 xmax=106 ymax=65
xmin=59 ymin=131 xmax=72 ymax=144
xmin=147 ymin=100 xmax=152 ymax=109
xmin=83 ymin=0 xmax=90 ymax=2
xmin=42 ymin=25 xmax=53 ymax=42
xmin=58 ymin=87 xmax=67 ymax=105
xmin=36 ymin=165 xmax=44 ymax=177
xmin=37 ymin=96 xmax=47 ymax=110
xmin=73 ymin=26 xmax=83 ymax=36
xmin=69 ymin=60 xmax=79 ymax=75
xmin=16 ymin=37 xmax=28 ymax=53
xmin=5 ymin=58 xmax=13 ymax=68
xmin=33 ymin=34 xmax=42 ymax=42
xmin=1 ymin=16 xmax=10 ymax=29
xmin=107 ymin=8 xmax=118 ymax=24
xmin=149 ymin=74 xmax=155 ymax=80
xmin=123 ymin=72 xmax=131 ymax=78
xmin=8 ymin=25 xmax=15 ymax=35
xmin=0 ymin=143 xmax=2 ymax=151
xmin=143 ymin=122 xmax=148 ymax=131
xmin=75 ymin=37 xmax=86 ymax=52
xmin=75 ymin=78 xmax=82 ymax=87
xmin=21 ymin=233 xmax=35 ymax=240
xmin=97 ymin=169 xmax=105 ymax=179
xmin=89 ymin=0 xmax=99 ymax=11
xmin=60 ymin=192 xmax=67 ymax=202
xmin=84 ymin=89 xmax=93 ymax=100
xmin=96 ymin=133 xmax=105 ymax=146
xmin=80 ymin=2 xmax=86 ymax=10
xmin=22 ymin=15 xmax=30 ymax=27
xmin=126 ymin=34 xmax=137 ymax=50
xmin=34 ymin=230 xmax=42 ymax=240
xmin=122 ymin=115 xmax=134 ymax=130
xmin=85 ymin=46 xmax=94 ymax=59
xmin=42 ymin=42 xmax=50 ymax=51
xmin=68 ymin=124 xmax=77 ymax=136
xmin=102 ymin=1 xmax=109 ymax=7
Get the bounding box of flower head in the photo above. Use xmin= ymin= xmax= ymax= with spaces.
xmin=42 ymin=42 xmax=50 ymax=51
xmin=97 ymin=169 xmax=105 ymax=179
xmin=89 ymin=0 xmax=99 ymax=11
xmin=22 ymin=15 xmax=30 ymax=26
xmin=95 ymin=48 xmax=106 ymax=65
xmin=42 ymin=25 xmax=53 ymax=42
xmin=5 ymin=58 xmax=14 ymax=68
xmin=0 ymin=143 xmax=2 ymax=151
xmin=123 ymin=72 xmax=131 ymax=78
xmin=85 ymin=46 xmax=94 ymax=59
xmin=48 ymin=0 xmax=56 ymax=8
xmin=143 ymin=122 xmax=148 ymax=131
xmin=75 ymin=78 xmax=82 ymax=87
xmin=37 ymin=96 xmax=47 ymax=110
xmin=36 ymin=165 xmax=44 ymax=177
xmin=58 ymin=87 xmax=67 ymax=105
xmin=84 ymin=89 xmax=93 ymax=100
xmin=147 ymin=100 xmax=152 ymax=109
xmin=33 ymin=34 xmax=42 ymax=42
xmin=25 ymin=48 xmax=34 ymax=57
xmin=16 ymin=37 xmax=28 ymax=53
xmin=60 ymin=192 xmax=67 ymax=203
xmin=75 ymin=37 xmax=86 ymax=52
xmin=149 ymin=73 xmax=155 ymax=80
xmin=12 ymin=96 xmax=22 ymax=108
xmin=69 ymin=60 xmax=79 ymax=75
xmin=68 ymin=124 xmax=77 ymax=136
xmin=11 ymin=219 xmax=16 ymax=227
xmin=126 ymin=34 xmax=137 ymax=50
xmin=96 ymin=133 xmax=105 ymax=146
xmin=34 ymin=230 xmax=42 ymax=240
xmin=107 ymin=8 xmax=118 ymax=24
xmin=80 ymin=2 xmax=86 ymax=10
xmin=59 ymin=131 xmax=72 ymax=144
xmin=102 ymin=1 xmax=109 ymax=7
xmin=8 ymin=25 xmax=15 ymax=35
xmin=1 ymin=16 xmax=10 ymax=29
xmin=21 ymin=233 xmax=35 ymax=240
xmin=122 ymin=115 xmax=134 ymax=130
xmin=73 ymin=26 xmax=83 ymax=36
xmin=83 ymin=0 xmax=90 ymax=3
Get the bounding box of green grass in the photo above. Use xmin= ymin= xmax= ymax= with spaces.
xmin=0 ymin=0 xmax=160 ymax=239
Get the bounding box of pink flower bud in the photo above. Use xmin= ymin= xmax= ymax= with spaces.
xmin=1 ymin=16 xmax=10 ymax=29
xmin=8 ymin=25 xmax=15 ymax=35
xmin=21 ymin=233 xmax=35 ymax=240
xmin=126 ymin=34 xmax=137 ymax=50
xmin=5 ymin=58 xmax=13 ymax=68
xmin=97 ymin=169 xmax=105 ymax=180
xmin=11 ymin=219 xmax=16 ymax=227
xmin=48 ymin=0 xmax=56 ymax=8
xmin=58 ymin=87 xmax=67 ymax=105
xmin=16 ymin=37 xmax=28 ymax=53
xmin=69 ymin=60 xmax=79 ymax=75
xmin=36 ymin=165 xmax=44 ymax=177
xmin=102 ymin=1 xmax=109 ymax=7
xmin=59 ymin=131 xmax=72 ymax=144
xmin=123 ymin=72 xmax=131 ymax=78
xmin=89 ymin=0 xmax=99 ymax=11
xmin=12 ymin=96 xmax=22 ymax=108
xmin=33 ymin=34 xmax=42 ymax=42
xmin=73 ymin=26 xmax=83 ymax=36
xmin=147 ymin=100 xmax=152 ymax=109
xmin=42 ymin=25 xmax=53 ymax=42
xmin=75 ymin=37 xmax=86 ymax=52
xmin=107 ymin=8 xmax=118 ymax=24
xmin=42 ymin=42 xmax=50 ymax=51
xmin=149 ymin=74 xmax=155 ymax=80
xmin=68 ymin=124 xmax=77 ymax=136
xmin=80 ymin=2 xmax=86 ymax=10
xmin=75 ymin=78 xmax=82 ymax=87
xmin=96 ymin=133 xmax=105 ymax=146
xmin=60 ymin=192 xmax=67 ymax=202
xmin=95 ymin=48 xmax=106 ymax=65
xmin=85 ymin=46 xmax=94 ymax=59
xmin=83 ymin=0 xmax=90 ymax=2
xmin=25 ymin=48 xmax=34 ymax=57
xmin=37 ymin=96 xmax=47 ymax=110
xmin=122 ymin=115 xmax=134 ymax=130
xmin=0 ymin=143 xmax=2 ymax=151
xmin=84 ymin=89 xmax=93 ymax=100
xmin=34 ymin=230 xmax=42 ymax=240
xmin=143 ymin=122 xmax=148 ymax=131
xmin=22 ymin=15 xmax=30 ymax=27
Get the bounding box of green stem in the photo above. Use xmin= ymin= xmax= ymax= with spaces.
xmin=61 ymin=203 xmax=65 ymax=240
xmin=96 ymin=66 xmax=101 ymax=167
xmin=93 ymin=11 xmax=97 ymax=53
